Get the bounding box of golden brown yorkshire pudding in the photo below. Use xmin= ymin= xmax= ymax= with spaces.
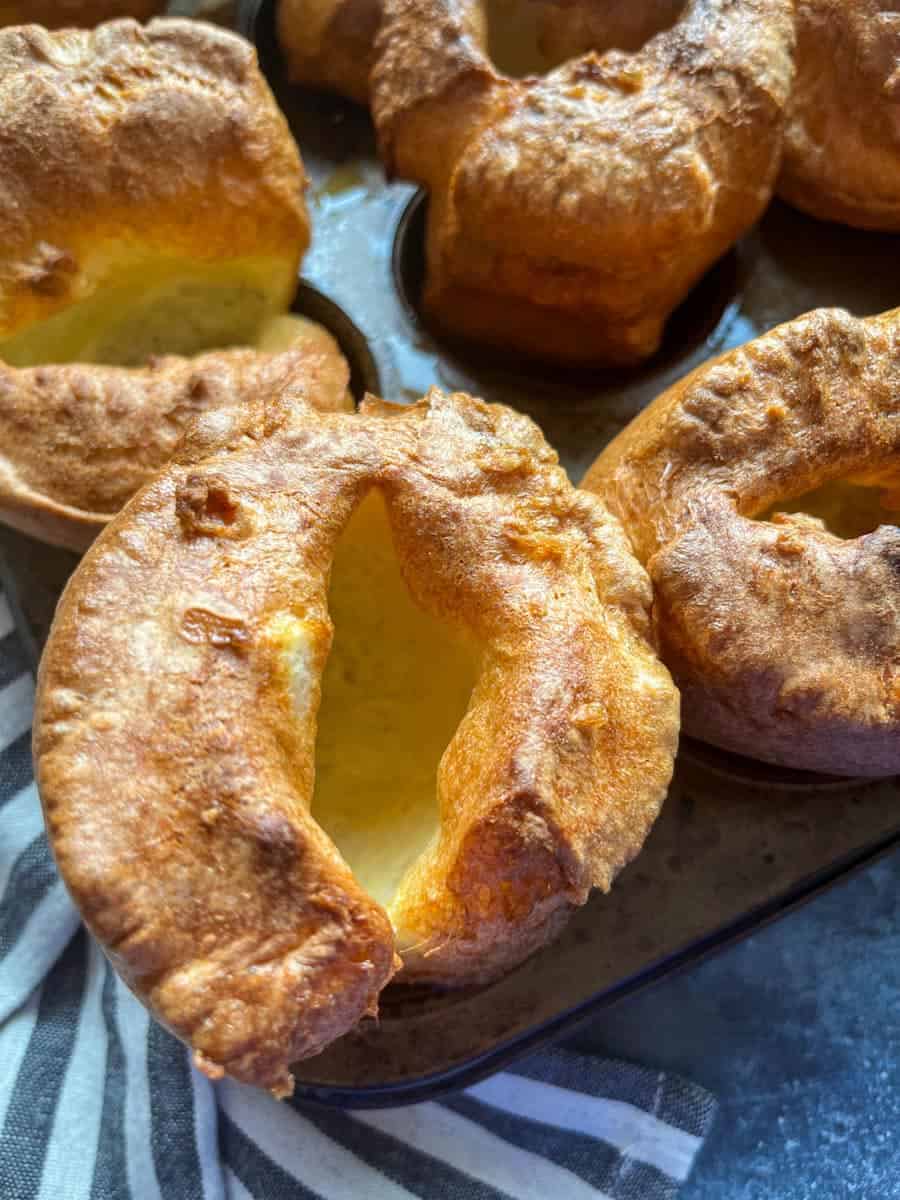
xmin=0 ymin=19 xmax=309 ymax=366
xmin=583 ymin=307 xmax=900 ymax=777
xmin=35 ymin=388 xmax=679 ymax=1095
xmin=0 ymin=20 xmax=348 ymax=549
xmin=777 ymin=0 xmax=900 ymax=231
xmin=371 ymin=0 xmax=795 ymax=366
xmin=0 ymin=2 xmax=164 ymax=26
xmin=0 ymin=326 xmax=351 ymax=553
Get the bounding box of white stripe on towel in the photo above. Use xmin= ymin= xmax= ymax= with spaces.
xmin=0 ymin=674 xmax=34 ymax=754
xmin=0 ymin=882 xmax=80 ymax=1023
xmin=0 ymin=784 xmax=44 ymax=892
xmin=192 ymin=1055 xmax=226 ymax=1200
xmin=468 ymin=1072 xmax=703 ymax=1183
xmin=116 ymin=977 xmax=164 ymax=1200
xmin=38 ymin=938 xmax=108 ymax=1200
xmin=220 ymin=1079 xmax=419 ymax=1200
xmin=356 ymin=1103 xmax=614 ymax=1200
xmin=0 ymin=985 xmax=41 ymax=1133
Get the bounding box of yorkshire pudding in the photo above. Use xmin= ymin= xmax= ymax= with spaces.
xmin=0 ymin=19 xmax=351 ymax=549
xmin=371 ymin=0 xmax=795 ymax=365
xmin=583 ymin=307 xmax=900 ymax=776
xmin=777 ymin=0 xmax=900 ymax=231
xmin=35 ymin=388 xmax=679 ymax=1095
xmin=0 ymin=322 xmax=351 ymax=552
xmin=0 ymin=19 xmax=308 ymax=366
xmin=0 ymin=2 xmax=164 ymax=26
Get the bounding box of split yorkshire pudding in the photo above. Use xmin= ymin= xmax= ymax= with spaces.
xmin=371 ymin=0 xmax=796 ymax=365
xmin=583 ymin=307 xmax=900 ymax=777
xmin=0 ymin=19 xmax=350 ymax=550
xmin=0 ymin=2 xmax=164 ymax=27
xmin=777 ymin=0 xmax=900 ymax=231
xmin=35 ymin=388 xmax=679 ymax=1095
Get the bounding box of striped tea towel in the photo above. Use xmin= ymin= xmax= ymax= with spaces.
xmin=0 ymin=584 xmax=716 ymax=1200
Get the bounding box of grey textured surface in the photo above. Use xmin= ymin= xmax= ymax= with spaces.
xmin=571 ymin=849 xmax=900 ymax=1198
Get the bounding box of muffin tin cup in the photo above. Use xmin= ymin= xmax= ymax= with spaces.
xmin=2 ymin=0 xmax=898 ymax=1107
xmin=293 ymin=280 xmax=381 ymax=402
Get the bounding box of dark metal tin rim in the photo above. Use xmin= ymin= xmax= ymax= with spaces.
xmin=292 ymin=280 xmax=381 ymax=402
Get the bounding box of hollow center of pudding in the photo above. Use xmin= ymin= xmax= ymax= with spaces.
xmin=482 ymin=0 xmax=562 ymax=78
xmin=312 ymin=491 xmax=479 ymax=912
xmin=761 ymin=480 xmax=900 ymax=539
xmin=0 ymin=256 xmax=298 ymax=367
xmin=480 ymin=0 xmax=683 ymax=79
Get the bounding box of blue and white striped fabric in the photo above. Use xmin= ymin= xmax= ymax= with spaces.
xmin=0 ymin=586 xmax=716 ymax=1200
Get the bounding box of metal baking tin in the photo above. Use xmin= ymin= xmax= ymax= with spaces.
xmin=3 ymin=0 xmax=899 ymax=1109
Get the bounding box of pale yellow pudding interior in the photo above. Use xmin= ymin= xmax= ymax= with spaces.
xmin=0 ymin=256 xmax=298 ymax=367
xmin=761 ymin=480 xmax=900 ymax=540
xmin=312 ymin=491 xmax=480 ymax=913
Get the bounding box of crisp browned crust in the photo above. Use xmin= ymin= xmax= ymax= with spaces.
xmin=583 ymin=307 xmax=900 ymax=776
xmin=778 ymin=0 xmax=900 ymax=231
xmin=35 ymin=388 xmax=678 ymax=1093
xmin=0 ymin=19 xmax=309 ymax=342
xmin=371 ymin=0 xmax=795 ymax=365
xmin=0 ymin=2 xmax=164 ymax=25
xmin=0 ymin=341 xmax=351 ymax=553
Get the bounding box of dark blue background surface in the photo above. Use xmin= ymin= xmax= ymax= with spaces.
xmin=571 ymin=850 xmax=900 ymax=1198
